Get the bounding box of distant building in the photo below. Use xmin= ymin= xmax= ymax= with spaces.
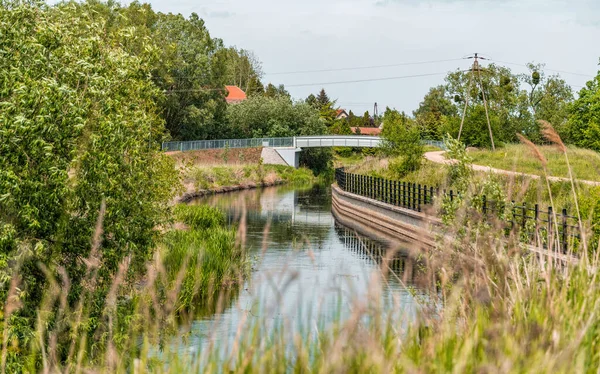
xmin=351 ymin=127 xmax=382 ymax=136
xmin=335 ymin=109 xmax=349 ymax=120
xmin=225 ymin=85 xmax=247 ymax=104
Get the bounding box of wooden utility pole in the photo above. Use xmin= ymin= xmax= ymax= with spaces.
xmin=458 ymin=53 xmax=495 ymax=151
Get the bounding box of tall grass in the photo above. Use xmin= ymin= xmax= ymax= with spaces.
xmin=4 ymin=131 xmax=600 ymax=372
xmin=161 ymin=205 xmax=246 ymax=314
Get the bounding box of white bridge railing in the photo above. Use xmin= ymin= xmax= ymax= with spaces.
xmin=162 ymin=136 xmax=446 ymax=152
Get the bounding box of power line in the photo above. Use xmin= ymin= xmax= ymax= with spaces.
xmin=265 ymin=58 xmax=463 ymax=75
xmin=488 ymin=59 xmax=594 ymax=78
xmin=163 ymin=72 xmax=448 ymax=93
xmin=284 ymin=72 xmax=448 ymax=87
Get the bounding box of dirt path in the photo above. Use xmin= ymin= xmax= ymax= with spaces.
xmin=424 ymin=151 xmax=600 ymax=186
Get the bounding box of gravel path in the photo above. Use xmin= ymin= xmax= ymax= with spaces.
xmin=424 ymin=151 xmax=600 ymax=186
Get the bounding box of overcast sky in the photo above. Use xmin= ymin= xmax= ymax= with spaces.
xmin=140 ymin=0 xmax=599 ymax=114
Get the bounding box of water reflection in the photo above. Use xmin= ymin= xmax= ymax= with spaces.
xmin=184 ymin=184 xmax=433 ymax=355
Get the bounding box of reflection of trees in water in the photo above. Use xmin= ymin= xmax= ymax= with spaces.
xmin=295 ymin=184 xmax=332 ymax=212
xmin=257 ymin=218 xmax=332 ymax=250
xmin=334 ymin=223 xmax=436 ymax=291
xmin=192 ymin=285 xmax=241 ymax=320
xmin=193 ymin=185 xmax=334 ymax=250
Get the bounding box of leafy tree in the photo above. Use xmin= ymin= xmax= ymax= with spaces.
xmin=226 ymin=96 xmax=324 ymax=138
xmin=413 ymin=86 xmax=457 ymax=140
xmin=264 ymin=83 xmax=290 ymax=99
xmin=226 ymin=96 xmax=332 ymax=172
xmin=153 ymin=12 xmax=229 ymax=140
xmin=305 ymin=93 xmax=318 ymax=108
xmin=521 ymin=63 xmax=573 ymax=140
xmin=222 ymin=47 xmax=264 ymax=96
xmin=63 ymin=0 xmax=231 ymax=141
xmin=565 ymin=67 xmax=600 ymax=151
xmin=348 ymin=110 xmax=365 ymax=129
xmin=381 ymin=108 xmax=424 ymax=176
xmin=330 ymin=119 xmax=353 ymax=135
xmin=0 ymin=1 xmax=176 ymax=363
xmin=443 ymin=64 xmax=532 ymax=147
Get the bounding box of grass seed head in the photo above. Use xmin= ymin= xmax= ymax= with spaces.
xmin=516 ymin=133 xmax=547 ymax=167
xmin=538 ymin=120 xmax=566 ymax=153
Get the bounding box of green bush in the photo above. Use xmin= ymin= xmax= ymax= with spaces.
xmin=0 ymin=3 xmax=176 ymax=364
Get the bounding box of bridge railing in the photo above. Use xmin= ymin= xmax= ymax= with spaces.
xmin=162 ymin=137 xmax=294 ymax=152
xmin=334 ymin=167 xmax=581 ymax=253
xmin=162 ymin=136 xmax=444 ymax=152
xmin=422 ymin=139 xmax=446 ymax=150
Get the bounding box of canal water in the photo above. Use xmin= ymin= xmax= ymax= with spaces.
xmin=184 ymin=184 xmax=434 ymax=355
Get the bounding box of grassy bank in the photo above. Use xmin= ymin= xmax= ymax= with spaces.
xmin=345 ymin=154 xmax=600 ymax=213
xmin=182 ymin=164 xmax=320 ymax=198
xmin=468 ymin=143 xmax=600 ymax=182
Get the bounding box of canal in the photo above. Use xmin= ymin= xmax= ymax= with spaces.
xmin=184 ymin=183 xmax=435 ymax=355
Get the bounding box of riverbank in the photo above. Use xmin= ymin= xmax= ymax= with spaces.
xmin=174 ymin=156 xmax=323 ymax=202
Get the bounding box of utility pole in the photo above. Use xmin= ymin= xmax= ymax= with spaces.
xmin=458 ymin=53 xmax=495 ymax=151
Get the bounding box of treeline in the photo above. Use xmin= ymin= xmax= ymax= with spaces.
xmin=406 ymin=62 xmax=600 ymax=151
xmin=18 ymin=0 xmax=330 ymax=145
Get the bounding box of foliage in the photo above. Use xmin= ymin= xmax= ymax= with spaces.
xmin=564 ymin=68 xmax=600 ymax=151
xmin=425 ymin=63 xmax=575 ymax=147
xmin=521 ymin=63 xmax=573 ymax=139
xmin=225 ymin=96 xmax=333 ymax=172
xmin=413 ymin=85 xmax=457 ymax=140
xmin=226 ymin=96 xmax=322 ymax=138
xmin=264 ymin=83 xmax=291 ymax=99
xmin=316 ymin=88 xmax=331 ymax=109
xmin=188 ymin=164 xmax=317 ymax=190
xmin=0 ymin=1 xmax=177 ymax=366
xmin=162 ymin=205 xmax=244 ymax=313
xmin=222 ymin=47 xmax=264 ymax=96
xmin=174 ymin=205 xmax=225 ymax=230
xmin=65 ymin=0 xmax=232 ymax=141
xmin=381 ymin=108 xmax=424 ymax=176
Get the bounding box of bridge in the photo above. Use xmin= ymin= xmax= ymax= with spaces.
xmin=162 ymin=136 xmax=445 ymax=168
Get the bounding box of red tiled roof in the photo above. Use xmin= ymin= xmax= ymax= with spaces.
xmin=225 ymin=85 xmax=247 ymax=103
xmin=336 ymin=109 xmax=345 ymax=115
xmin=351 ymin=127 xmax=381 ymax=135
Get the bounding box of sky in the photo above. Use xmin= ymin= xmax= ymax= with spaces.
xmin=134 ymin=0 xmax=599 ymax=114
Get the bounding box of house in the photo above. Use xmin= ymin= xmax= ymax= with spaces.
xmin=225 ymin=85 xmax=247 ymax=104
xmin=351 ymin=127 xmax=382 ymax=136
xmin=335 ymin=109 xmax=348 ymax=120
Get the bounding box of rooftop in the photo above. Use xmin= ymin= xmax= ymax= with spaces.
xmin=225 ymin=85 xmax=247 ymax=103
